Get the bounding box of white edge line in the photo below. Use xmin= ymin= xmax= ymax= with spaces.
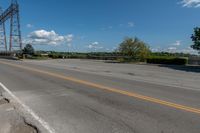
xmin=0 ymin=82 xmax=56 ymax=133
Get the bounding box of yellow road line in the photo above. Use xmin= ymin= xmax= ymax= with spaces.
xmin=1 ymin=60 xmax=200 ymax=114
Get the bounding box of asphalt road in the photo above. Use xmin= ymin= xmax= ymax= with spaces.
xmin=0 ymin=59 xmax=200 ymax=133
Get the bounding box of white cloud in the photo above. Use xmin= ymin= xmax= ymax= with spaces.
xmin=92 ymin=42 xmax=99 ymax=45
xmin=180 ymin=0 xmax=200 ymax=8
xmin=178 ymin=47 xmax=198 ymax=54
xmin=65 ymin=34 xmax=74 ymax=42
xmin=172 ymin=40 xmax=181 ymax=46
xmin=150 ymin=46 xmax=198 ymax=54
xmin=128 ymin=22 xmax=134 ymax=27
xmin=151 ymin=47 xmax=161 ymax=52
xmin=26 ymin=29 xmax=74 ymax=46
xmin=168 ymin=47 xmax=177 ymax=51
xmin=151 ymin=41 xmax=198 ymax=54
xmin=87 ymin=42 xmax=103 ymax=50
xmin=26 ymin=24 xmax=33 ymax=28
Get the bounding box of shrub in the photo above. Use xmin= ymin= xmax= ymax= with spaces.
xmin=146 ymin=56 xmax=188 ymax=65
xmin=116 ymin=57 xmax=135 ymax=63
xmin=23 ymin=44 xmax=35 ymax=55
xmin=48 ymin=54 xmax=60 ymax=59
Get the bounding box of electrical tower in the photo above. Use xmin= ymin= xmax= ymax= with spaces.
xmin=0 ymin=7 xmax=7 ymax=51
xmin=0 ymin=0 xmax=22 ymax=52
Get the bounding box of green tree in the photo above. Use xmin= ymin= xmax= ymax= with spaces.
xmin=118 ymin=37 xmax=150 ymax=61
xmin=191 ymin=27 xmax=200 ymax=53
xmin=23 ymin=44 xmax=35 ymax=55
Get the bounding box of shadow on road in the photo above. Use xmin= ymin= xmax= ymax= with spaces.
xmin=158 ymin=65 xmax=200 ymax=73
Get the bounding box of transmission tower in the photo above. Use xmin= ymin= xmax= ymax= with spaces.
xmin=9 ymin=1 xmax=22 ymax=51
xmin=0 ymin=7 xmax=7 ymax=51
xmin=0 ymin=0 xmax=22 ymax=52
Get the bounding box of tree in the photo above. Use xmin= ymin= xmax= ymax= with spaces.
xmin=191 ymin=27 xmax=200 ymax=53
xmin=118 ymin=37 xmax=150 ymax=61
xmin=23 ymin=44 xmax=35 ymax=55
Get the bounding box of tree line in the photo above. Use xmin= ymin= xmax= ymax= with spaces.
xmin=22 ymin=27 xmax=200 ymax=63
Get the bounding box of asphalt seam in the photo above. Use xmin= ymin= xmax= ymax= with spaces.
xmin=1 ymin=60 xmax=200 ymax=115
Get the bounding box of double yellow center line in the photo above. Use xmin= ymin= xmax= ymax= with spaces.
xmin=1 ymin=60 xmax=200 ymax=115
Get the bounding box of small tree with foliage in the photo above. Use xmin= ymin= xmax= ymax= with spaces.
xmin=118 ymin=37 xmax=150 ymax=61
xmin=23 ymin=44 xmax=35 ymax=55
xmin=191 ymin=27 xmax=200 ymax=53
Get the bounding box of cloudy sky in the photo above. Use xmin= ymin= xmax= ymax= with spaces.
xmin=1 ymin=0 xmax=200 ymax=53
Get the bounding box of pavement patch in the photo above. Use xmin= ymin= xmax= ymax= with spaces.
xmin=0 ymin=82 xmax=55 ymax=133
xmin=127 ymin=72 xmax=135 ymax=76
xmin=0 ymin=98 xmax=9 ymax=105
xmin=0 ymin=90 xmax=38 ymax=133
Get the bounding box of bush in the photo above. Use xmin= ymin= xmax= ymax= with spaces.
xmin=116 ymin=57 xmax=135 ymax=63
xmin=117 ymin=37 xmax=150 ymax=62
xmin=146 ymin=56 xmax=188 ymax=65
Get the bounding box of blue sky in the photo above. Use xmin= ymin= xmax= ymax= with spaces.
xmin=1 ymin=0 xmax=200 ymax=53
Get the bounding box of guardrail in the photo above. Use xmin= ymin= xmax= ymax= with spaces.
xmin=0 ymin=52 xmax=14 ymax=56
xmin=86 ymin=55 xmax=132 ymax=60
xmin=0 ymin=52 xmax=20 ymax=60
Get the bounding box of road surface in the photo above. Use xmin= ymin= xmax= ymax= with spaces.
xmin=0 ymin=59 xmax=200 ymax=133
